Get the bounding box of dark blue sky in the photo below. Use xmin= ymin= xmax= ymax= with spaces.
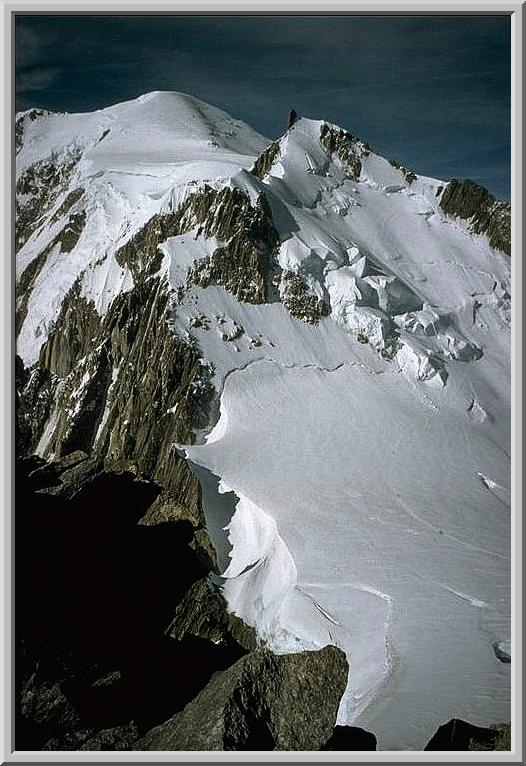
xmin=15 ymin=14 xmax=511 ymax=199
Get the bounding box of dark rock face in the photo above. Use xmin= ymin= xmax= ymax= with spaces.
xmin=424 ymin=719 xmax=511 ymax=751
xmin=322 ymin=725 xmax=377 ymax=750
xmin=139 ymin=488 xmax=203 ymax=529
xmin=137 ymin=645 xmax=348 ymax=751
xmin=53 ymin=211 xmax=87 ymax=254
xmin=115 ymin=215 xmax=171 ymax=283
xmin=439 ymin=179 xmax=510 ymax=256
xmin=44 ymin=722 xmax=140 ymax=751
xmin=39 ymin=281 xmax=102 ymax=379
xmin=20 ymin=674 xmax=84 ymax=733
xmin=288 ymin=108 xmax=299 ymax=129
xmin=18 ymin=277 xmax=212 ymax=522
xmin=15 ymin=356 xmax=55 ymax=456
xmin=167 ymin=578 xmax=258 ymax=653
xmin=15 ymin=461 xmax=246 ymax=750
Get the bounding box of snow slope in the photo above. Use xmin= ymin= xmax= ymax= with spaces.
xmin=16 ymin=91 xmax=268 ymax=364
xmin=16 ymin=92 xmax=511 ymax=750
xmin=179 ymin=119 xmax=511 ymax=749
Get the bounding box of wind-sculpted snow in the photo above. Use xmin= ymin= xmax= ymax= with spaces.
xmin=16 ymin=92 xmax=511 ymax=750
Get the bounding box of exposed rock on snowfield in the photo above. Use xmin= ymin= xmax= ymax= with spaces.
xmin=251 ymin=140 xmax=281 ymax=180
xmin=16 ymin=91 xmax=511 ymax=750
xmin=16 ymin=149 xmax=83 ymax=252
xmin=439 ymin=178 xmax=511 ymax=255
xmin=279 ymin=269 xmax=329 ymax=323
xmin=137 ymin=646 xmax=348 ymax=750
xmin=186 ymin=188 xmax=279 ymax=303
xmin=319 ymin=122 xmax=366 ymax=180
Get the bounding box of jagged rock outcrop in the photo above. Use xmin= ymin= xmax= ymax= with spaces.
xmin=251 ymin=141 xmax=281 ymax=180
xmin=439 ymin=178 xmax=510 ymax=255
xmin=16 ymin=149 xmax=82 ymax=252
xmin=186 ymin=187 xmax=280 ymax=303
xmin=388 ymin=158 xmax=417 ymax=184
xmin=16 ymin=357 xmax=55 ymax=456
xmin=137 ymin=645 xmax=348 ymax=751
xmin=424 ymin=719 xmax=511 ymax=751
xmin=114 ymin=184 xmax=280 ymax=303
xmin=52 ymin=211 xmax=87 ymax=254
xmin=166 ymin=578 xmax=258 ymax=652
xmin=320 ymin=122 xmax=369 ymax=180
xmin=18 ymin=276 xmax=212 ymax=516
xmin=20 ymin=674 xmax=84 ymax=734
xmin=288 ymin=108 xmax=299 ymax=129
xmin=15 ymin=108 xmax=48 ymax=153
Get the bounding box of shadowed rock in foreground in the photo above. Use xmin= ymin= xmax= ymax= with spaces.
xmin=424 ymin=719 xmax=511 ymax=751
xmin=321 ymin=725 xmax=377 ymax=750
xmin=137 ymin=646 xmax=348 ymax=751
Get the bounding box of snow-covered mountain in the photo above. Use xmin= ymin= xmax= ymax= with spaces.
xmin=16 ymin=91 xmax=511 ymax=750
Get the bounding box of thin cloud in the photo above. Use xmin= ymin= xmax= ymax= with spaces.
xmin=17 ymin=67 xmax=60 ymax=93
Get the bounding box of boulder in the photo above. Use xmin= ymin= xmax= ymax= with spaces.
xmin=424 ymin=718 xmax=510 ymax=751
xmin=137 ymin=645 xmax=348 ymax=751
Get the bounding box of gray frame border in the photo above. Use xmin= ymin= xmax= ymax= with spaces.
xmin=1 ymin=2 xmax=522 ymax=763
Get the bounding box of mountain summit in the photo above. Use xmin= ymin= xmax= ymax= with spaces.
xmin=16 ymin=92 xmax=511 ymax=750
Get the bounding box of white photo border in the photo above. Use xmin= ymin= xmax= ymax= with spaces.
xmin=1 ymin=3 xmax=522 ymax=762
